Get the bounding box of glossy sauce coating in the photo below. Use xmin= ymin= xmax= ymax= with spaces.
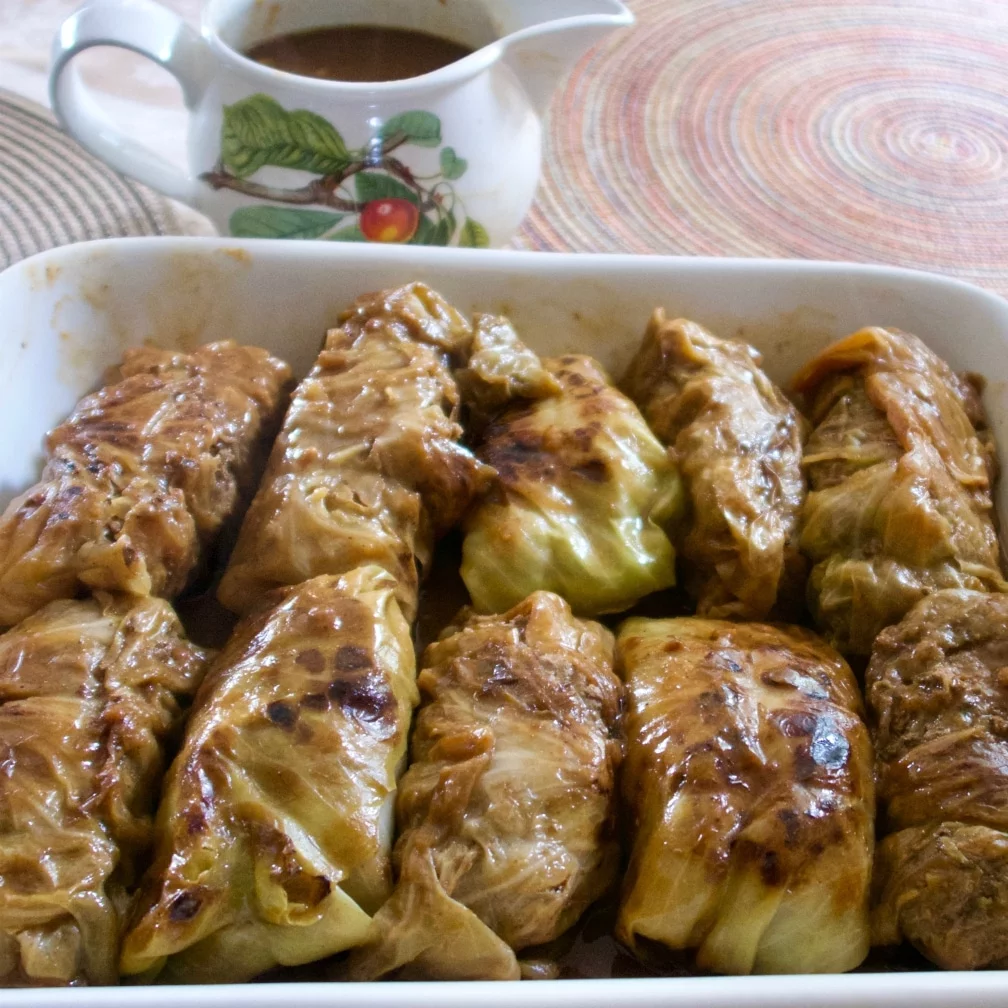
xmin=617 ymin=617 xmax=873 ymax=974
xmin=346 ymin=591 xmax=623 ymax=980
xmin=218 ymin=284 xmax=491 ymax=623
xmin=622 ymin=314 xmax=806 ymax=620
xmin=119 ymin=568 xmax=417 ymax=983
xmin=0 ymin=342 xmax=291 ymax=626
xmin=794 ymin=326 xmax=1005 ymax=654
xmin=869 ymin=590 xmax=1008 ymax=969
xmin=0 ymin=596 xmax=209 ymax=985
xmin=462 ymin=353 xmax=682 ymax=616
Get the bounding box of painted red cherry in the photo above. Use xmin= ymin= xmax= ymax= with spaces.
xmin=359 ymin=198 xmax=420 ymax=243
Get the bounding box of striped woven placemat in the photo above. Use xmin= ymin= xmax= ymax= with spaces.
xmin=516 ymin=0 xmax=1008 ymax=295
xmin=0 ymin=90 xmax=183 ymax=269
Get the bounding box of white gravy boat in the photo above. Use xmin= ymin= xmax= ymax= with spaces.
xmin=50 ymin=0 xmax=633 ymax=246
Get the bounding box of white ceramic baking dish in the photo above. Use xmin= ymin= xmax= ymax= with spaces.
xmin=3 ymin=237 xmax=1008 ymax=1007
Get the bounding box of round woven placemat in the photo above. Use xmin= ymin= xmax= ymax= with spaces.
xmin=0 ymin=90 xmax=183 ymax=269
xmin=516 ymin=0 xmax=1008 ymax=295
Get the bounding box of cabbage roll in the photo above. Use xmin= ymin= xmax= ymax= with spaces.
xmin=617 ymin=617 xmax=873 ymax=974
xmin=217 ymin=284 xmax=492 ymax=623
xmin=793 ymin=326 xmax=1005 ymax=654
xmin=346 ymin=591 xmax=622 ymax=980
xmin=455 ymin=313 xmax=560 ymax=432
xmin=461 ymin=353 xmax=682 ymax=616
xmin=0 ymin=342 xmax=291 ymax=627
xmin=869 ymin=590 xmax=1008 ymax=969
xmin=119 ymin=567 xmax=417 ymax=983
xmin=621 ymin=313 xmax=806 ymax=619
xmin=0 ymin=595 xmax=210 ymax=986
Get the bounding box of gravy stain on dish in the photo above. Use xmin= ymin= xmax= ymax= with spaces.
xmin=146 ymin=253 xmax=233 ymax=350
xmin=54 ymin=279 xmax=133 ymax=389
xmin=80 ymin=279 xmax=111 ymax=312
xmin=49 ymin=293 xmax=70 ymax=333
xmin=482 ymin=282 xmax=653 ymax=374
xmin=24 ymin=262 xmax=49 ymax=291
xmin=52 ymin=295 xmax=94 ymax=387
xmin=735 ymin=304 xmax=838 ymax=353
xmin=222 ymin=247 xmax=253 ymax=264
xmin=139 ymin=249 xmax=254 ymax=351
xmin=53 ymin=247 xmax=252 ymax=393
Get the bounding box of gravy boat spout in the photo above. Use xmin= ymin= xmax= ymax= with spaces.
xmin=497 ymin=0 xmax=635 ymax=114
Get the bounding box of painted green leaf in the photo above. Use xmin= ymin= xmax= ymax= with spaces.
xmin=410 ymin=215 xmax=438 ymax=246
xmin=229 ymin=205 xmax=345 ymax=239
xmin=439 ymin=147 xmax=468 ymax=181
xmin=326 ymin=224 xmax=368 ymax=242
xmin=380 ymin=110 xmax=441 ymax=148
xmin=355 ymin=172 xmax=419 ymax=206
xmin=432 ymin=217 xmax=453 ymax=245
xmin=221 ymin=93 xmax=352 ymax=179
xmin=459 ymin=218 xmax=491 ymax=248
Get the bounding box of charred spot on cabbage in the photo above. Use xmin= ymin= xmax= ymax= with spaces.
xmin=462 ymin=351 xmax=684 ymax=617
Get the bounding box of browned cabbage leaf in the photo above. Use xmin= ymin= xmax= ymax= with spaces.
xmin=346 ymin=591 xmax=623 ymax=980
xmin=617 ymin=617 xmax=873 ymax=974
xmin=621 ymin=313 xmax=807 ymax=619
xmin=461 ymin=354 xmax=682 ymax=616
xmin=794 ymin=326 xmax=1006 ymax=654
xmin=217 ymin=284 xmax=492 ymax=623
xmin=868 ymin=589 xmax=1008 ymax=969
xmin=0 ymin=595 xmax=210 ymax=986
xmin=0 ymin=342 xmax=292 ymax=627
xmin=119 ymin=567 xmax=417 ymax=984
xmin=455 ymin=313 xmax=560 ymax=432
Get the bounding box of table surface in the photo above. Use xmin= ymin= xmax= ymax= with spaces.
xmin=2 ymin=0 xmax=1008 ymax=294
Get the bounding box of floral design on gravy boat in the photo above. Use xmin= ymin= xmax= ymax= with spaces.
xmin=49 ymin=0 xmax=634 ymax=248
xmin=207 ymin=96 xmax=488 ymax=245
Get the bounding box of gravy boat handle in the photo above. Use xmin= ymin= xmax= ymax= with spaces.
xmin=50 ymin=0 xmax=213 ymax=203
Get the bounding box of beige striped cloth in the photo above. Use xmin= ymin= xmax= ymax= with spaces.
xmin=0 ymin=89 xmax=184 ymax=268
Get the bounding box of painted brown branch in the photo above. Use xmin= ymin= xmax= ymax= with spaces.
xmin=201 ymin=167 xmax=364 ymax=211
xmin=199 ymin=134 xmax=436 ymax=213
xmin=377 ymin=133 xmax=409 ymax=158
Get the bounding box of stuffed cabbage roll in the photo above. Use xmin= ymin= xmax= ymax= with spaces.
xmin=217 ymin=284 xmax=492 ymax=623
xmin=119 ymin=567 xmax=417 ymax=983
xmin=793 ymin=326 xmax=1005 ymax=654
xmin=461 ymin=354 xmax=683 ymax=616
xmin=455 ymin=313 xmax=560 ymax=433
xmin=621 ymin=313 xmax=806 ymax=619
xmin=869 ymin=590 xmax=1008 ymax=969
xmin=617 ymin=617 xmax=873 ymax=974
xmin=0 ymin=342 xmax=291 ymax=626
xmin=346 ymin=591 xmax=622 ymax=980
xmin=0 ymin=595 xmax=210 ymax=986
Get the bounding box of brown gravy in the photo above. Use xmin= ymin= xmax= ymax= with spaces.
xmin=244 ymin=25 xmax=475 ymax=82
